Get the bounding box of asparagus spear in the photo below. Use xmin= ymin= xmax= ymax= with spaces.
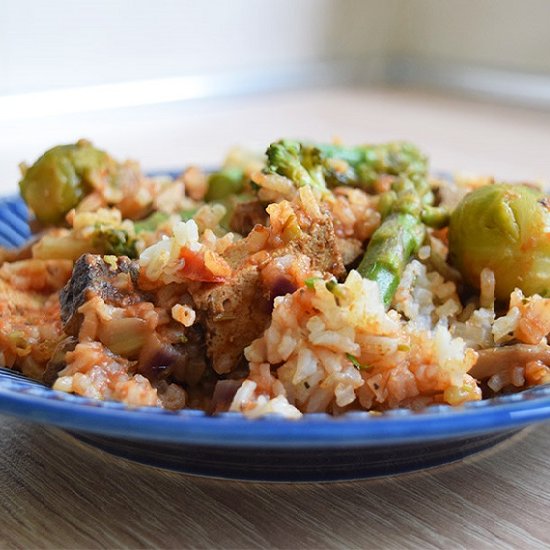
xmin=358 ymin=165 xmax=454 ymax=307
xmin=265 ymin=139 xmax=446 ymax=307
xmin=357 ymin=212 xmax=425 ymax=306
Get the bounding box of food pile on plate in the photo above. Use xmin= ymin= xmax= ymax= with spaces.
xmin=0 ymin=138 xmax=548 ymax=418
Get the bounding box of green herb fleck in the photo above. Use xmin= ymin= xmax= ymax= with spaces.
xmin=325 ymin=279 xmax=338 ymax=292
xmin=345 ymin=353 xmax=372 ymax=371
xmin=304 ymin=277 xmax=322 ymax=289
xmin=325 ymin=278 xmax=346 ymax=303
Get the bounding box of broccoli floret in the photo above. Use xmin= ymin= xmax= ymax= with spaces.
xmin=265 ymin=140 xmax=327 ymax=191
xmin=92 ymin=226 xmax=139 ymax=258
xmin=265 ymin=139 xmax=429 ymax=198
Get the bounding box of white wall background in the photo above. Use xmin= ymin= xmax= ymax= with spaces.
xmin=1 ymin=0 xmax=550 ymax=97
xmin=0 ymin=0 xmax=393 ymax=95
xmin=391 ymin=0 xmax=550 ymax=74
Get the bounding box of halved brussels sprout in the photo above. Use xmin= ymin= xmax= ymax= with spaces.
xmin=449 ymin=183 xmax=550 ymax=300
xmin=19 ymin=139 xmax=114 ymax=224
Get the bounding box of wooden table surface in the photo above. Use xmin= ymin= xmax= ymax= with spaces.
xmin=1 ymin=87 xmax=549 ymax=549
xmin=0 ymin=420 xmax=548 ymax=549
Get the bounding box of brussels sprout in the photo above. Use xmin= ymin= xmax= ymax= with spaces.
xmin=449 ymin=184 xmax=550 ymax=300
xmin=19 ymin=139 xmax=114 ymax=224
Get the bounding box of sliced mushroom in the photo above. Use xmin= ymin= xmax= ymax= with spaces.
xmin=469 ymin=344 xmax=550 ymax=380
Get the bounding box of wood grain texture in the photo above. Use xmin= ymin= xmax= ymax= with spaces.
xmin=0 ymin=420 xmax=548 ymax=549
xmin=1 ymin=87 xmax=550 ymax=549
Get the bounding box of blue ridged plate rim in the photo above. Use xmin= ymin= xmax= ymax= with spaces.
xmin=0 ymin=369 xmax=549 ymax=448
xmin=1 ymin=192 xmax=550 ymax=450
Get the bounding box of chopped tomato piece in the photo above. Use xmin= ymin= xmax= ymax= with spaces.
xmin=179 ymin=247 xmax=230 ymax=282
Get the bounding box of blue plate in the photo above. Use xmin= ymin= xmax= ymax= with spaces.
xmin=1 ymin=192 xmax=550 ymax=481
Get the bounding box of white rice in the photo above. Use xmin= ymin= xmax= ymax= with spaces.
xmin=231 ymin=270 xmax=480 ymax=418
